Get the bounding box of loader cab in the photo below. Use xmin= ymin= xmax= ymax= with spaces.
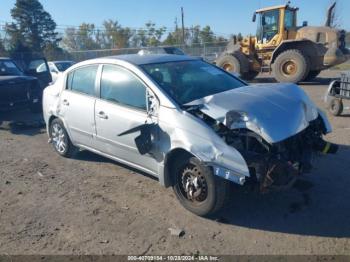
xmin=253 ymin=5 xmax=298 ymax=50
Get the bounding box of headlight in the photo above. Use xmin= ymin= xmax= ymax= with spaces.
xmin=225 ymin=111 xmax=249 ymax=129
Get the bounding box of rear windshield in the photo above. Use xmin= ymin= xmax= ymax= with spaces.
xmin=0 ymin=60 xmax=23 ymax=76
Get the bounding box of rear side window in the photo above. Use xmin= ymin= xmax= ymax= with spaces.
xmin=67 ymin=65 xmax=98 ymax=96
xmin=100 ymin=65 xmax=146 ymax=110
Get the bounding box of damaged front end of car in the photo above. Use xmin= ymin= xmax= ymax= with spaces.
xmin=184 ymin=84 xmax=338 ymax=192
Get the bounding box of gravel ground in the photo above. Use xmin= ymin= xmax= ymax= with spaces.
xmin=0 ymin=70 xmax=349 ymax=255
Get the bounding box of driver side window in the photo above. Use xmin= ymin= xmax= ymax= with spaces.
xmin=100 ymin=65 xmax=147 ymax=111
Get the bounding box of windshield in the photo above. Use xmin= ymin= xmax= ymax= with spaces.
xmin=0 ymin=60 xmax=23 ymax=76
xmin=54 ymin=62 xmax=74 ymax=72
xmin=141 ymin=60 xmax=246 ymax=105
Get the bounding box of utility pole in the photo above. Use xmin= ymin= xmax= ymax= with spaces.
xmin=181 ymin=7 xmax=185 ymax=46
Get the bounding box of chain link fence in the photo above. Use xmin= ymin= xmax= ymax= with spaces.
xmin=65 ymin=41 xmax=229 ymax=63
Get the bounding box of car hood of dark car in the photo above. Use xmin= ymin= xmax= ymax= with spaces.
xmin=0 ymin=75 xmax=37 ymax=85
xmin=185 ymin=83 xmax=320 ymax=143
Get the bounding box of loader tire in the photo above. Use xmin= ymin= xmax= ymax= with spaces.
xmin=217 ymin=54 xmax=241 ymax=75
xmin=273 ymin=49 xmax=310 ymax=83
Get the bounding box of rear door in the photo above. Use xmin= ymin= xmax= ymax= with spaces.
xmin=58 ymin=64 xmax=99 ymax=147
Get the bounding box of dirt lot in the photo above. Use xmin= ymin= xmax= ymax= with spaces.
xmin=0 ymin=70 xmax=349 ymax=255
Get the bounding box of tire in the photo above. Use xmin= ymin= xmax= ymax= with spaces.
xmin=304 ymin=70 xmax=321 ymax=81
xmin=49 ymin=118 xmax=77 ymax=158
xmin=273 ymin=49 xmax=310 ymax=83
xmin=216 ymin=54 xmax=241 ymax=75
xmin=328 ymin=98 xmax=343 ymax=116
xmin=172 ymin=156 xmax=229 ymax=217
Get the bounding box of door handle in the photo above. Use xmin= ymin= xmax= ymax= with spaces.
xmin=62 ymin=99 xmax=69 ymax=106
xmin=97 ymin=111 xmax=108 ymax=119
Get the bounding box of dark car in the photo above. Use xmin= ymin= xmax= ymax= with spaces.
xmin=0 ymin=57 xmax=52 ymax=112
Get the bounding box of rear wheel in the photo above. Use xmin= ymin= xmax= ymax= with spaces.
xmin=329 ymin=98 xmax=343 ymax=116
xmin=49 ymin=118 xmax=77 ymax=158
xmin=172 ymin=156 xmax=229 ymax=216
xmin=273 ymin=49 xmax=310 ymax=83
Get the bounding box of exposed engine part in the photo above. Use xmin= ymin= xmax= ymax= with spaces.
xmin=188 ymin=107 xmax=338 ymax=192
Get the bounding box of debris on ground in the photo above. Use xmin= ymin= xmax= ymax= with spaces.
xmin=168 ymin=227 xmax=185 ymax=237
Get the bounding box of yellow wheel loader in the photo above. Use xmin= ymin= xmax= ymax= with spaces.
xmin=216 ymin=2 xmax=349 ymax=83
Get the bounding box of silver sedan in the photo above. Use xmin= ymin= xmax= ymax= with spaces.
xmin=43 ymin=54 xmax=337 ymax=216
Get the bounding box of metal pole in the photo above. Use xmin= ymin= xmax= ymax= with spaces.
xmin=181 ymin=7 xmax=185 ymax=46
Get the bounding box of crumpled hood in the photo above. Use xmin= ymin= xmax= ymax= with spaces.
xmin=186 ymin=83 xmax=319 ymax=143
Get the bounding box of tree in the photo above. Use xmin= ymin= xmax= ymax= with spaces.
xmin=102 ymin=20 xmax=133 ymax=48
xmin=62 ymin=23 xmax=100 ymax=51
xmin=144 ymin=21 xmax=166 ymax=46
xmin=43 ymin=42 xmax=70 ymax=61
xmin=199 ymin=26 xmax=215 ymax=44
xmin=163 ymin=33 xmax=177 ymax=45
xmin=190 ymin=26 xmax=201 ymax=44
xmin=61 ymin=27 xmax=80 ymax=51
xmin=6 ymin=0 xmax=60 ymax=53
xmin=0 ymin=38 xmax=7 ymax=56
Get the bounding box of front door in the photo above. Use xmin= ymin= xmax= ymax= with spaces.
xmin=58 ymin=65 xmax=99 ymax=147
xmin=94 ymin=64 xmax=159 ymax=174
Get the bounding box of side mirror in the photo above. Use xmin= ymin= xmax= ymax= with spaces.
xmin=302 ymin=21 xmax=308 ymax=27
xmin=252 ymin=12 xmax=256 ymax=22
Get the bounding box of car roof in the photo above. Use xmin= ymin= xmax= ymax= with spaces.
xmin=103 ymin=54 xmax=199 ymax=66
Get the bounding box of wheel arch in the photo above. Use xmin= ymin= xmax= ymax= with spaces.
xmin=271 ymin=40 xmax=317 ymax=65
xmin=47 ymin=115 xmax=73 ymax=144
xmin=161 ymin=148 xmax=195 ymax=188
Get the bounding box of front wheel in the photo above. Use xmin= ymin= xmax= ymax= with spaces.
xmin=49 ymin=118 xmax=77 ymax=158
xmin=273 ymin=49 xmax=309 ymax=83
xmin=173 ymin=157 xmax=229 ymax=217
